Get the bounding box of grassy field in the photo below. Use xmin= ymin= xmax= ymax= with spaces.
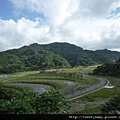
xmin=69 ymin=88 xmax=118 ymax=114
xmin=71 ymin=105 xmax=102 ymax=114
xmin=3 ymin=84 xmax=34 ymax=93
xmin=4 ymin=70 xmax=100 ymax=93
xmin=12 ymin=80 xmax=67 ymax=90
xmin=69 ymin=78 xmax=119 ymax=114
xmin=0 ymin=75 xmax=3 ymax=79
xmin=1 ymin=65 xmax=119 ymax=114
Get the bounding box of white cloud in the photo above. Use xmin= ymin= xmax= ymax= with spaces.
xmin=0 ymin=18 xmax=49 ymax=51
xmin=1 ymin=0 xmax=120 ymax=51
xmin=78 ymin=0 xmax=119 ymax=18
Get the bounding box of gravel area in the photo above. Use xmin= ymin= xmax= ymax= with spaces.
xmin=8 ymin=83 xmax=51 ymax=94
xmin=6 ymin=76 xmax=107 ymax=100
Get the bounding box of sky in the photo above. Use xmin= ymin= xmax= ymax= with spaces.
xmin=0 ymin=0 xmax=120 ymax=52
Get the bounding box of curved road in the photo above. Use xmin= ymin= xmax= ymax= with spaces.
xmin=66 ymin=76 xmax=107 ymax=100
xmin=5 ymin=75 xmax=108 ymax=100
xmin=0 ymin=75 xmax=10 ymax=81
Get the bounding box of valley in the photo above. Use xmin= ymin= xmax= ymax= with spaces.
xmin=0 ymin=42 xmax=120 ymax=115
xmin=1 ymin=65 xmax=119 ymax=114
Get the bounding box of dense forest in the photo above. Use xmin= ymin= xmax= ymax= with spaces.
xmin=93 ymin=58 xmax=120 ymax=76
xmin=0 ymin=45 xmax=70 ymax=74
xmin=1 ymin=42 xmax=120 ymax=74
xmin=40 ymin=42 xmax=120 ymax=66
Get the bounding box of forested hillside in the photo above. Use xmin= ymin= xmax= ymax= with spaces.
xmin=0 ymin=45 xmax=70 ymax=74
xmin=86 ymin=49 xmax=120 ymax=64
xmin=93 ymin=58 xmax=120 ymax=76
xmin=40 ymin=42 xmax=120 ymax=66
xmin=1 ymin=42 xmax=120 ymax=74
xmin=40 ymin=42 xmax=94 ymax=66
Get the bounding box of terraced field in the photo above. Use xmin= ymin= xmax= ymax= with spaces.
xmin=1 ymin=66 xmax=119 ymax=114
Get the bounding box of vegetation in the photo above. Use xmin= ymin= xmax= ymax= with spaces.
xmin=72 ymin=106 xmax=102 ymax=114
xmin=1 ymin=42 xmax=120 ymax=73
xmin=80 ymin=88 xmax=118 ymax=102
xmin=101 ymin=93 xmax=120 ymax=114
xmin=93 ymin=58 xmax=120 ymax=76
xmin=31 ymin=90 xmax=70 ymax=114
xmin=0 ymin=64 xmax=120 ymax=115
xmin=0 ymin=45 xmax=70 ymax=74
xmin=40 ymin=42 xmax=120 ymax=66
xmin=0 ymin=83 xmax=70 ymax=114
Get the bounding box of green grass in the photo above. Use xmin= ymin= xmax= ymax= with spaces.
xmin=6 ymin=75 xmax=75 ymax=82
xmin=81 ymin=78 xmax=100 ymax=85
xmin=1 ymin=65 xmax=120 ymax=115
xmin=69 ymin=88 xmax=118 ymax=114
xmin=69 ymin=65 xmax=100 ymax=74
xmin=0 ymin=75 xmax=3 ymax=79
xmin=64 ymin=77 xmax=99 ymax=95
xmin=69 ymin=73 xmax=119 ymax=114
xmin=3 ymin=65 xmax=99 ymax=82
xmin=77 ymin=88 xmax=118 ymax=102
xmin=10 ymin=71 xmax=40 ymax=76
xmin=70 ymin=88 xmax=118 ymax=114
xmin=1 ymin=65 xmax=119 ymax=115
xmin=13 ymin=81 xmax=67 ymax=90
xmin=72 ymin=105 xmax=102 ymax=114
xmin=4 ymin=68 xmax=100 ymax=96
xmin=3 ymin=84 xmax=34 ymax=93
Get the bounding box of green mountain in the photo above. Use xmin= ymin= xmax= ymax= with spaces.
xmin=86 ymin=49 xmax=120 ymax=64
xmin=0 ymin=44 xmax=71 ymax=74
xmin=40 ymin=42 xmax=95 ymax=66
xmin=93 ymin=58 xmax=120 ymax=76
xmin=40 ymin=42 xmax=120 ymax=66
xmin=0 ymin=42 xmax=120 ymax=74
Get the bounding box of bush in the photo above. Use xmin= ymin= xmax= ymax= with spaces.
xmin=31 ymin=90 xmax=71 ymax=114
xmin=0 ymin=97 xmax=35 ymax=114
xmin=0 ymin=84 xmax=71 ymax=114
xmin=101 ymin=94 xmax=120 ymax=114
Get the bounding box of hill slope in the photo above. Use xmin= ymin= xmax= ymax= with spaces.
xmin=0 ymin=44 xmax=71 ymax=74
xmin=1 ymin=42 xmax=120 ymax=74
xmin=93 ymin=58 xmax=120 ymax=76
xmin=40 ymin=42 xmax=120 ymax=66
xmin=40 ymin=42 xmax=95 ymax=66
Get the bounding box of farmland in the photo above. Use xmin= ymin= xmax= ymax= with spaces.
xmin=1 ymin=65 xmax=119 ymax=114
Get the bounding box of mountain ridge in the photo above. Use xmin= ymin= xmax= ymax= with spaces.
xmin=0 ymin=42 xmax=120 ymax=73
xmin=39 ymin=42 xmax=120 ymax=66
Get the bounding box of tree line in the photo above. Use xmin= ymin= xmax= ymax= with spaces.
xmin=0 ymin=46 xmax=70 ymax=74
xmin=1 ymin=42 xmax=120 ymax=74
xmin=93 ymin=58 xmax=120 ymax=76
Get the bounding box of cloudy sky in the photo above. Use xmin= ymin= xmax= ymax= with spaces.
xmin=0 ymin=0 xmax=120 ymax=52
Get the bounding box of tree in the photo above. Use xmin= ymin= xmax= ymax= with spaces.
xmin=31 ymin=90 xmax=71 ymax=114
xmin=0 ymin=84 xmax=71 ymax=114
xmin=101 ymin=94 xmax=120 ymax=114
xmin=0 ymin=97 xmax=35 ymax=114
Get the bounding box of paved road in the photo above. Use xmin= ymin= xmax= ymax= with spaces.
xmin=66 ymin=76 xmax=107 ymax=99
xmin=2 ymin=74 xmax=108 ymax=100
xmin=0 ymin=75 xmax=9 ymax=81
xmin=8 ymin=80 xmax=79 ymax=94
xmin=59 ymin=82 xmax=78 ymax=92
